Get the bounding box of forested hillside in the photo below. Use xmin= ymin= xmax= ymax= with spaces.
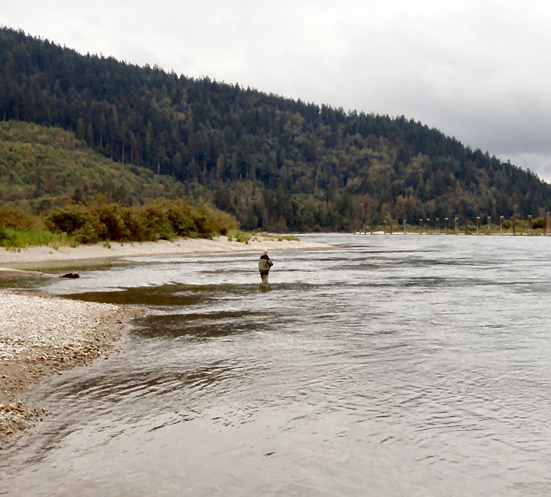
xmin=1 ymin=27 xmax=550 ymax=231
xmin=0 ymin=121 xmax=184 ymax=212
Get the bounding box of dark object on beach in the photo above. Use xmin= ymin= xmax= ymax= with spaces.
xmin=60 ymin=272 xmax=80 ymax=279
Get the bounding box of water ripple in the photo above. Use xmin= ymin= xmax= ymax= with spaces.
xmin=4 ymin=235 xmax=551 ymax=496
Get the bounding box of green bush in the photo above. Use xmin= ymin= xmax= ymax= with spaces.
xmin=233 ymin=231 xmax=252 ymax=243
xmin=0 ymin=204 xmax=42 ymax=230
xmin=93 ymin=202 xmax=129 ymax=242
xmin=120 ymin=208 xmax=148 ymax=242
xmin=166 ymin=201 xmax=199 ymax=237
xmin=0 ymin=226 xmax=9 ymax=242
xmin=73 ymin=222 xmax=97 ymax=244
xmin=45 ymin=205 xmax=88 ymax=234
xmin=532 ymin=217 xmax=546 ymax=230
xmin=192 ymin=203 xmax=238 ymax=237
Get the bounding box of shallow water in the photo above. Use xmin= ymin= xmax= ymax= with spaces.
xmin=2 ymin=234 xmax=551 ymax=496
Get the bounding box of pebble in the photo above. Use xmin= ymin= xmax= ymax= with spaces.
xmin=0 ymin=290 xmax=144 ymax=448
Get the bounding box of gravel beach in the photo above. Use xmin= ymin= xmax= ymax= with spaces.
xmin=0 ymin=290 xmax=143 ymax=448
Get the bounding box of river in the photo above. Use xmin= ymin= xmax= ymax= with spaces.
xmin=2 ymin=234 xmax=551 ymax=496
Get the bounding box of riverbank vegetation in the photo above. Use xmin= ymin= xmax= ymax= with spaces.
xmin=227 ymin=232 xmax=300 ymax=244
xmin=0 ymin=198 xmax=238 ymax=248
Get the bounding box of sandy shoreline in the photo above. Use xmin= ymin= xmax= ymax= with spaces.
xmin=0 ymin=235 xmax=332 ymax=267
xmin=0 ymin=236 xmax=332 ymax=448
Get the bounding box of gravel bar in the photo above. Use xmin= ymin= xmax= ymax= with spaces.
xmin=0 ymin=290 xmax=143 ymax=448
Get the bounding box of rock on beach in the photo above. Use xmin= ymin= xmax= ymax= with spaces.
xmin=0 ymin=290 xmax=142 ymax=448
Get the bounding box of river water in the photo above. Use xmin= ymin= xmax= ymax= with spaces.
xmin=2 ymin=234 xmax=551 ymax=496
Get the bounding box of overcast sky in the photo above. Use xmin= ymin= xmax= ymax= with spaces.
xmin=3 ymin=0 xmax=551 ymax=181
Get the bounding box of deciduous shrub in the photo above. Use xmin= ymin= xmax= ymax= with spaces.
xmin=91 ymin=200 xmax=129 ymax=242
xmin=0 ymin=204 xmax=42 ymax=230
xmin=45 ymin=204 xmax=88 ymax=234
xmin=44 ymin=197 xmax=239 ymax=243
xmin=532 ymin=217 xmax=546 ymax=230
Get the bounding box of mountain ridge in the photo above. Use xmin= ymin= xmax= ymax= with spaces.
xmin=1 ymin=27 xmax=550 ymax=231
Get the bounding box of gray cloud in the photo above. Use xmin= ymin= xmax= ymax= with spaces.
xmin=2 ymin=0 xmax=551 ymax=181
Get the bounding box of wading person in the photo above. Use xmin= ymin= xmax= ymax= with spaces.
xmin=258 ymin=249 xmax=273 ymax=284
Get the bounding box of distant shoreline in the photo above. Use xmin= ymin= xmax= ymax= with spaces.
xmin=355 ymin=231 xmax=549 ymax=237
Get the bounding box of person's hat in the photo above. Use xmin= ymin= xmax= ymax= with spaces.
xmin=262 ymin=249 xmax=268 ymax=254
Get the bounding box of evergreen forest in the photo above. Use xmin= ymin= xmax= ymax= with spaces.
xmin=1 ymin=27 xmax=551 ymax=232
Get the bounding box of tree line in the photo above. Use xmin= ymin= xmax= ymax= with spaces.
xmin=1 ymin=27 xmax=550 ymax=231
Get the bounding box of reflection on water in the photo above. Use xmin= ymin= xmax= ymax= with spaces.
xmin=2 ymin=234 xmax=551 ymax=496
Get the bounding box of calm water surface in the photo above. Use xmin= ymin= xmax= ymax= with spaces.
xmin=2 ymin=234 xmax=551 ymax=496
